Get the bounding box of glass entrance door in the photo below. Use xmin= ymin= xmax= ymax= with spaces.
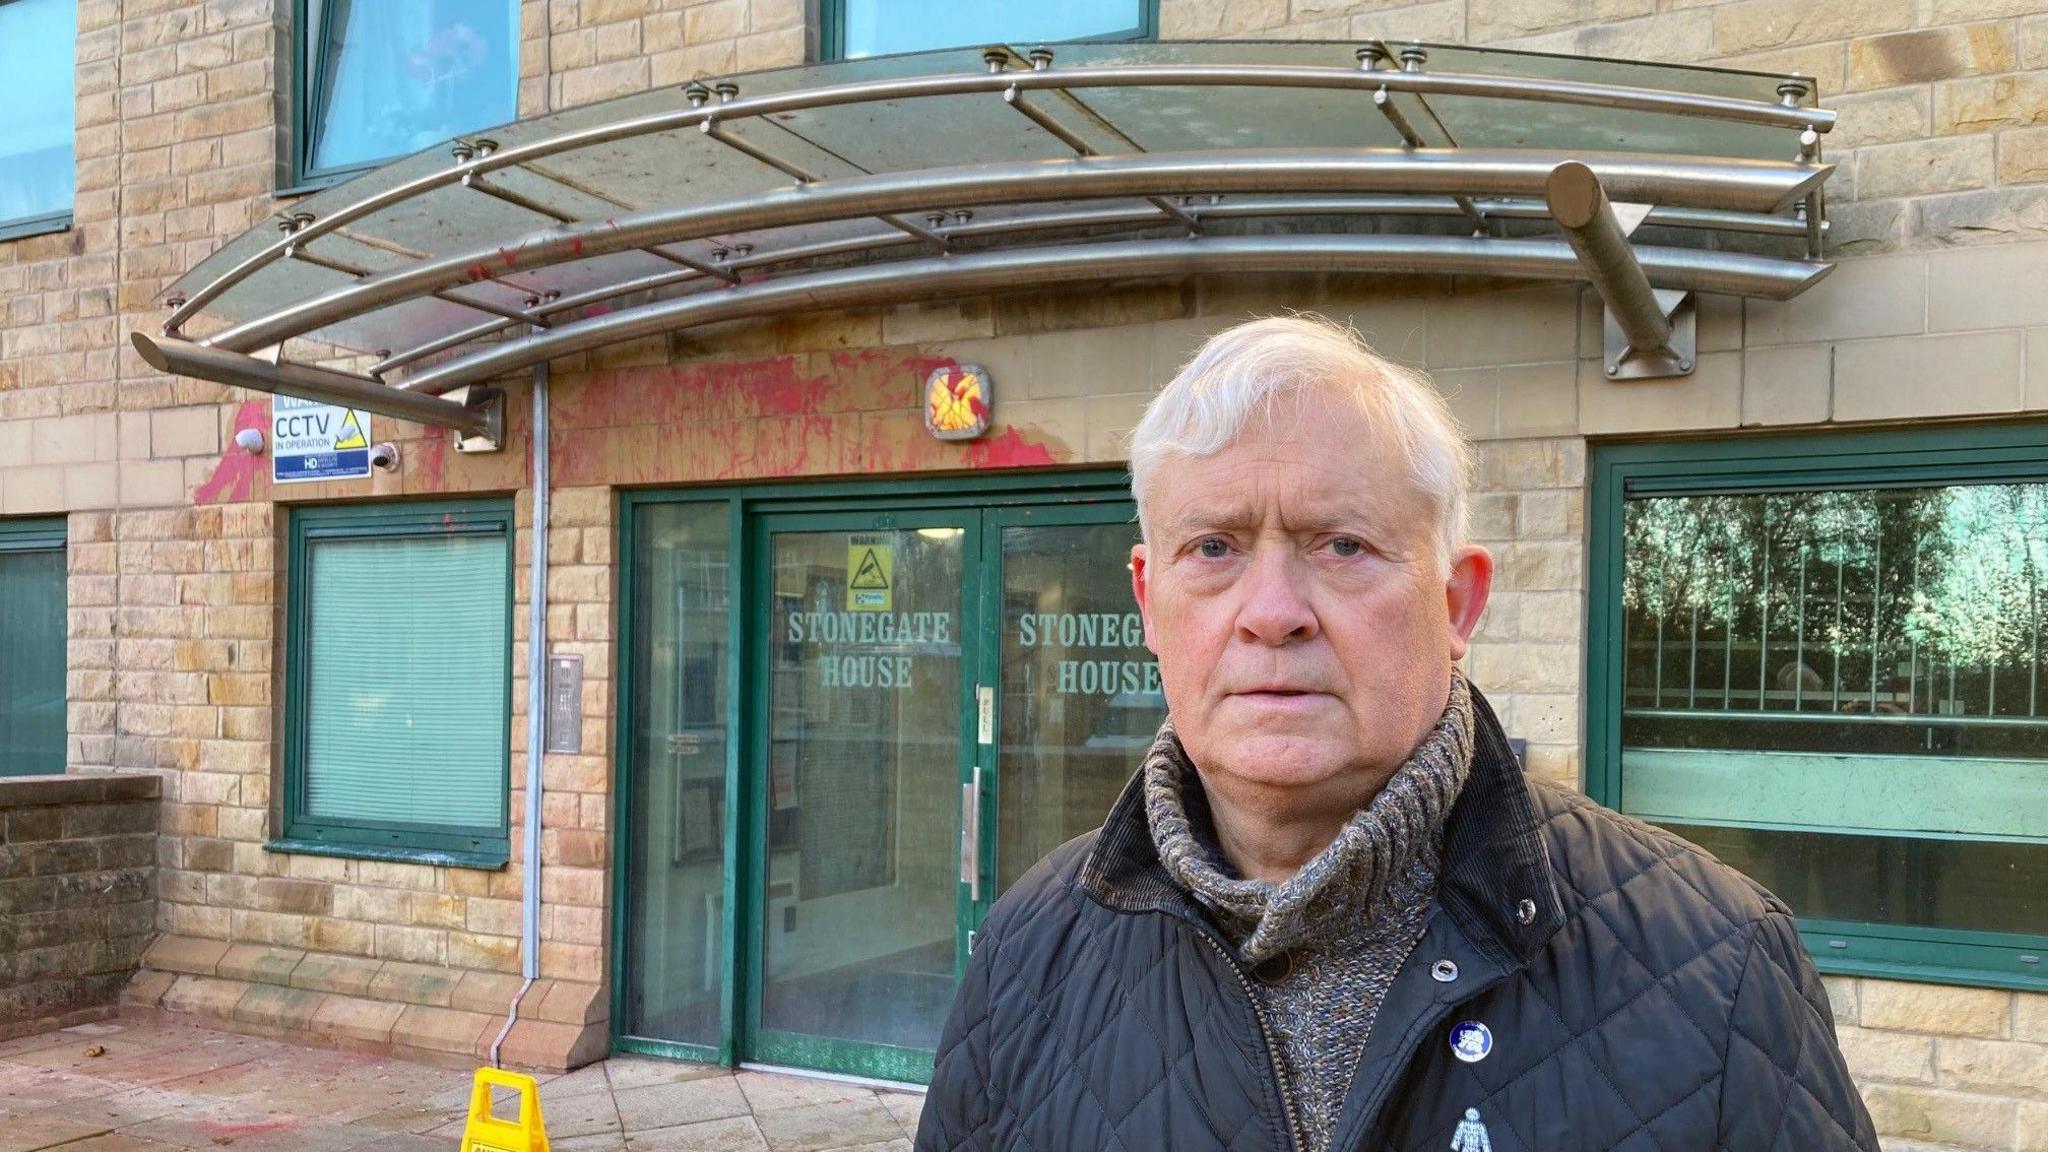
xmin=617 ymin=483 xmax=1162 ymax=1083
xmin=746 ymin=511 xmax=981 ymax=1081
xmin=983 ymin=505 xmax=1166 ymax=894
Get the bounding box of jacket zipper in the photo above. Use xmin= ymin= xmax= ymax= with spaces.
xmin=1196 ymin=932 xmax=1304 ymax=1152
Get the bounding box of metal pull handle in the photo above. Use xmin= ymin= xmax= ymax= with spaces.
xmin=960 ymin=764 xmax=982 ymax=902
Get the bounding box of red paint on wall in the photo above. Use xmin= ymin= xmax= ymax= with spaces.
xmin=192 ymin=400 xmax=268 ymax=505
xmin=963 ymin=426 xmax=1060 ymax=469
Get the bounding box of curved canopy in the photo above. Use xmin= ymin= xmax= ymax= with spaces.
xmin=140 ymin=39 xmax=1837 ymax=437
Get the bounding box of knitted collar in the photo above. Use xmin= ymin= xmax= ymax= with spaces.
xmin=1143 ymin=673 xmax=1476 ymax=964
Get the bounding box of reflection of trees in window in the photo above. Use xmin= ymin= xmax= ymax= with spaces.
xmin=1623 ymin=484 xmax=2048 ymax=733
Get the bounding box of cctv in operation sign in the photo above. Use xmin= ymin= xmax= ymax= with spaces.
xmin=272 ymin=396 xmax=373 ymax=483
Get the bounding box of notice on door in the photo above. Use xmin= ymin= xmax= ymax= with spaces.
xmin=846 ymin=535 xmax=893 ymax=612
xmin=272 ymin=395 xmax=373 ymax=483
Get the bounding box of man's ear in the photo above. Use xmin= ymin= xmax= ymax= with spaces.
xmin=1130 ymin=542 xmax=1157 ymax=653
xmin=1444 ymin=545 xmax=1494 ymax=661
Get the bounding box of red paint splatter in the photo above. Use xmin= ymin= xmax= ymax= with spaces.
xmin=963 ymin=426 xmax=1060 ymax=469
xmin=417 ymin=434 xmax=448 ymax=490
xmin=192 ymin=400 xmax=268 ymax=505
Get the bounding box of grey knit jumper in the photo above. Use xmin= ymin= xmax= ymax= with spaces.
xmin=1143 ymin=674 xmax=1476 ymax=1152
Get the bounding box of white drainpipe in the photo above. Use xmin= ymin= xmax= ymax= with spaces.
xmin=491 ymin=349 xmax=549 ymax=1066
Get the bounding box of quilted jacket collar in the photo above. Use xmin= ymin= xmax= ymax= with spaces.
xmin=1081 ymin=683 xmax=1565 ymax=968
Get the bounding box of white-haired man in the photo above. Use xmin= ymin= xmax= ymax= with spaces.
xmin=916 ymin=316 xmax=1876 ymax=1152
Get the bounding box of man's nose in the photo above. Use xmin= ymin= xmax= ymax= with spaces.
xmin=1234 ymin=543 xmax=1318 ymax=645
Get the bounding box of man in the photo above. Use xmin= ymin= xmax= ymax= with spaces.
xmin=916 ymin=316 xmax=1878 ymax=1152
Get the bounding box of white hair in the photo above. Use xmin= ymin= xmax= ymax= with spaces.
xmin=1128 ymin=314 xmax=1473 ymax=570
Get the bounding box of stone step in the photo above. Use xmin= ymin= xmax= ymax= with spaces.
xmin=127 ymin=934 xmax=606 ymax=1070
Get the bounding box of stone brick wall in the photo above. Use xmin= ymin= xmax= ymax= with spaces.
xmin=0 ymin=773 xmax=159 ymax=1041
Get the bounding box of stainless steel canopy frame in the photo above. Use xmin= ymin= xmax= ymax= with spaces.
xmin=142 ymin=41 xmax=1840 ymax=433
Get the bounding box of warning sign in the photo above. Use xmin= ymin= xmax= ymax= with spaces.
xmin=272 ymin=395 xmax=373 ymax=484
xmin=846 ymin=534 xmax=893 ymax=612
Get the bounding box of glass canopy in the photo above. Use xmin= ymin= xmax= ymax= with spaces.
xmin=145 ymin=39 xmax=1837 ymax=434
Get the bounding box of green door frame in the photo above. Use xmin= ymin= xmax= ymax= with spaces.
xmin=1587 ymin=424 xmax=2048 ymax=992
xmin=742 ymin=506 xmax=985 ymax=1083
xmin=611 ymin=471 xmax=1135 ymax=1076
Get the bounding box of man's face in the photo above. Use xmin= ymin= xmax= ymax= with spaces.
xmin=1131 ymin=389 xmax=1492 ymax=810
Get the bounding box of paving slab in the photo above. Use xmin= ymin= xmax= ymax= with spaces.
xmin=0 ymin=1018 xmax=924 ymax=1152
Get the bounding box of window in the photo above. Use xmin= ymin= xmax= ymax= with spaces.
xmin=281 ymin=501 xmax=512 ymax=864
xmin=1590 ymin=427 xmax=2048 ymax=990
xmin=295 ymin=0 xmax=520 ymax=186
xmin=0 ymin=0 xmax=76 ymax=240
xmin=0 ymin=519 xmax=66 ymax=778
xmin=824 ymin=0 xmax=1154 ymax=60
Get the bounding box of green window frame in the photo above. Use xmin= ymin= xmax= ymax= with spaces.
xmin=0 ymin=0 xmax=76 ymax=241
xmin=820 ymin=0 xmax=1157 ymax=61
xmin=0 ymin=517 xmax=67 ymax=778
xmin=290 ymin=0 xmax=521 ymax=192
xmin=1589 ymin=424 xmax=2048 ymax=992
xmin=277 ymin=499 xmax=513 ymax=866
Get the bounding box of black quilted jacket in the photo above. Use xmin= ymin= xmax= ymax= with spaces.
xmin=916 ymin=689 xmax=1880 ymax=1151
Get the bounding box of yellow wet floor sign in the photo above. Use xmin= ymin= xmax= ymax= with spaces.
xmin=460 ymin=1068 xmax=550 ymax=1152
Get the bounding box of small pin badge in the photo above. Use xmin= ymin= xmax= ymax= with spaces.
xmin=1449 ymin=1021 xmax=1493 ymax=1063
xmin=1450 ymin=1107 xmax=1493 ymax=1152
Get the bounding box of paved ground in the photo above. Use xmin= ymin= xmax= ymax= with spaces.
xmin=0 ymin=1018 xmax=924 ymax=1152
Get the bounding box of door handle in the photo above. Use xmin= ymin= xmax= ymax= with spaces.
xmin=960 ymin=764 xmax=982 ymax=902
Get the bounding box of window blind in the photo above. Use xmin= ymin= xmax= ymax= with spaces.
xmin=303 ymin=530 xmax=507 ymax=829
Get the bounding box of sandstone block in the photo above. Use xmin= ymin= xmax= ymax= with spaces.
xmin=1834 ymin=332 xmax=2023 ymax=420
xmin=1936 ymin=71 xmax=2048 ymax=134
xmin=1713 ymin=0 xmax=1912 ymax=55
xmin=1848 ymin=23 xmax=2015 ymax=91
xmin=1862 ymin=1084 xmax=2017 ymax=1149
xmin=290 ymin=951 xmax=384 ymax=997
xmin=142 ymin=934 xmax=228 ymax=976
xmin=1856 ymin=135 xmax=1996 ymax=200
xmin=1862 ymin=981 xmax=2012 ymax=1037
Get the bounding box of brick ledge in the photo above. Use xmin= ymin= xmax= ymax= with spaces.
xmin=129 ymin=935 xmax=607 ymax=1071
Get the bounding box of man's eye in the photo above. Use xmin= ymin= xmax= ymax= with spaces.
xmin=1329 ymin=537 xmax=1365 ymax=558
xmin=1196 ymin=538 xmax=1231 ymax=559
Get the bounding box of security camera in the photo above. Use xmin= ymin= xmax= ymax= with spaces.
xmin=233 ymin=427 xmax=264 ymax=454
xmin=368 ymin=442 xmax=400 ymax=472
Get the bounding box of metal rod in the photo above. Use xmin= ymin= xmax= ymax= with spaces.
xmin=1373 ymin=88 xmax=1485 ymax=227
xmin=286 ymin=246 xmax=374 ymax=278
xmin=1622 ymin=707 xmax=2048 ymax=730
xmin=701 ymin=118 xmax=819 ymax=181
xmin=464 ymin=172 xmax=575 ymax=222
xmin=1794 ymin=544 xmax=1806 ymax=710
xmin=163 ymin=61 xmax=1832 ymax=330
xmin=434 ymin=290 xmax=546 ymax=326
xmin=372 ymin=316 xmax=513 ymax=377
xmin=131 ymin=331 xmax=494 ymax=435
xmin=1002 ymin=86 xmax=1196 ymax=228
xmin=1870 ymin=529 xmax=1882 ymax=713
xmin=1545 ymin=160 xmax=1675 ymax=360
xmin=1688 ymin=600 xmax=1699 ymax=709
xmin=1843 ymin=524 xmax=1859 ymax=713
xmin=1908 ymin=538 xmax=1921 ymax=712
xmin=645 ymin=247 xmax=740 ymax=283
xmin=1759 ymin=517 xmax=1772 ymax=709
xmin=1724 ymin=561 xmax=1733 ymax=709
xmin=1653 ymin=575 xmax=1665 ymax=707
xmin=198 ymin=149 xmax=1832 ymax=354
xmin=390 ymin=233 xmax=1831 ymax=395
xmin=363 ymin=194 xmax=1824 ymax=377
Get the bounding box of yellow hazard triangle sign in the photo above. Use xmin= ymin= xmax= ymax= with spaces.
xmin=847 ymin=537 xmax=893 ymax=611
xmin=332 ymin=410 xmax=368 ymax=451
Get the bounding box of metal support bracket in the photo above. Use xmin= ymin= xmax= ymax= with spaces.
xmin=443 ymin=384 xmax=507 ymax=453
xmin=1603 ymin=288 xmax=1696 ymax=380
xmin=1546 ymin=160 xmax=1696 ymax=380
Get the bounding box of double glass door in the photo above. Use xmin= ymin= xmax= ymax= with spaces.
xmin=619 ymin=490 xmax=1165 ymax=1084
